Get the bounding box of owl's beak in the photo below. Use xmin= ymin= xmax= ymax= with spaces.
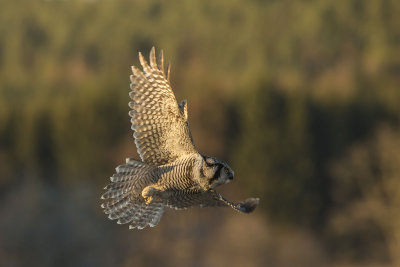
xmin=229 ymin=170 xmax=234 ymax=180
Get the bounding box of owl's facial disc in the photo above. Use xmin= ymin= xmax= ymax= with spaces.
xmin=209 ymin=165 xmax=234 ymax=189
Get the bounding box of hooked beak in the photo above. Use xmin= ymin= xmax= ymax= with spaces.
xmin=229 ymin=170 xmax=234 ymax=180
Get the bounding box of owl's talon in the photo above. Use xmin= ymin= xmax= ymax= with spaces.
xmin=145 ymin=196 xmax=153 ymax=205
xmin=145 ymin=196 xmax=162 ymax=204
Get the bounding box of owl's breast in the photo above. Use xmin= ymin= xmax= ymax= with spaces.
xmin=156 ymin=155 xmax=199 ymax=191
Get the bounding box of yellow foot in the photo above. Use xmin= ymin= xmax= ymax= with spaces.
xmin=145 ymin=196 xmax=153 ymax=205
xmin=145 ymin=196 xmax=162 ymax=205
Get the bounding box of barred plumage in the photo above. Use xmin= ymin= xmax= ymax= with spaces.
xmin=101 ymin=47 xmax=259 ymax=229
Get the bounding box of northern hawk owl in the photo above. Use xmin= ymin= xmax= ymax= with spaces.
xmin=101 ymin=47 xmax=259 ymax=229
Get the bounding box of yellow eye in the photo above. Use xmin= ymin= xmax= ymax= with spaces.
xmin=224 ymin=168 xmax=229 ymax=174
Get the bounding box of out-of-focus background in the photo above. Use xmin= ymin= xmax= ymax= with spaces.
xmin=0 ymin=0 xmax=399 ymax=266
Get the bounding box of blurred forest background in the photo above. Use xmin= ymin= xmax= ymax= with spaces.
xmin=0 ymin=0 xmax=399 ymax=266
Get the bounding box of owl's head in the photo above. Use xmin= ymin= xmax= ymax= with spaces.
xmin=201 ymin=156 xmax=234 ymax=189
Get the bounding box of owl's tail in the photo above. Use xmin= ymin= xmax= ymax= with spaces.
xmin=101 ymin=158 xmax=165 ymax=229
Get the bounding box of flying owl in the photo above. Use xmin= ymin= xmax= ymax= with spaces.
xmin=101 ymin=47 xmax=259 ymax=229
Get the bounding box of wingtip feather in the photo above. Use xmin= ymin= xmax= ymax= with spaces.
xmin=159 ymin=49 xmax=164 ymax=72
xmin=138 ymin=52 xmax=146 ymax=68
xmin=240 ymin=198 xmax=260 ymax=213
xmin=166 ymin=62 xmax=171 ymax=81
xmin=149 ymin=47 xmax=157 ymax=69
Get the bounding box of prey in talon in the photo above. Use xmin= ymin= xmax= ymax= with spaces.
xmin=101 ymin=47 xmax=259 ymax=229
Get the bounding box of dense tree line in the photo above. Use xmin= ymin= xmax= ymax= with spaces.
xmin=0 ymin=0 xmax=399 ymax=265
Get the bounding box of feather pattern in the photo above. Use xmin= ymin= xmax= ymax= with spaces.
xmin=129 ymin=47 xmax=197 ymax=166
xmin=166 ymin=190 xmax=223 ymax=209
xmin=101 ymin=159 xmax=165 ymax=229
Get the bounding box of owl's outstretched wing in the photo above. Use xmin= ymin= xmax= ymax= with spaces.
xmin=167 ymin=190 xmax=259 ymax=213
xmin=129 ymin=47 xmax=197 ymax=166
xmin=210 ymin=191 xmax=259 ymax=213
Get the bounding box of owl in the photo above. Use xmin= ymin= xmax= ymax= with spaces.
xmin=101 ymin=47 xmax=259 ymax=229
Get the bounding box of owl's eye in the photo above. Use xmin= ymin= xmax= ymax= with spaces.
xmin=223 ymin=168 xmax=229 ymax=175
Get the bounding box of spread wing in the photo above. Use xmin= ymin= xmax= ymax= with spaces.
xmin=129 ymin=47 xmax=197 ymax=166
xmin=166 ymin=190 xmax=224 ymax=209
xmin=167 ymin=190 xmax=259 ymax=213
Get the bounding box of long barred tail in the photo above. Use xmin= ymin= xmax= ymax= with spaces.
xmin=101 ymin=158 xmax=165 ymax=229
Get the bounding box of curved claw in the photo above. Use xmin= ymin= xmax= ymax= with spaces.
xmin=142 ymin=186 xmax=164 ymax=205
xmin=145 ymin=196 xmax=153 ymax=205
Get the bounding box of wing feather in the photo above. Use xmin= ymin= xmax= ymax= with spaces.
xmin=158 ymin=50 xmax=165 ymax=73
xmin=167 ymin=190 xmax=259 ymax=213
xmin=130 ymin=47 xmax=197 ymax=165
xmin=166 ymin=190 xmax=226 ymax=209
